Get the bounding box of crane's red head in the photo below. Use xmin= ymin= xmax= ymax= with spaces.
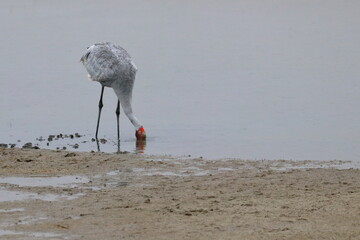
xmin=136 ymin=126 xmax=146 ymax=140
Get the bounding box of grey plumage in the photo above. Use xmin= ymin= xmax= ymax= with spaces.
xmin=80 ymin=42 xmax=144 ymax=135
xmin=80 ymin=42 xmax=137 ymax=88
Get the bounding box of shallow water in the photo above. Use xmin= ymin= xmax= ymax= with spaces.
xmin=0 ymin=188 xmax=83 ymax=202
xmin=0 ymin=229 xmax=63 ymax=239
xmin=1 ymin=1 xmax=360 ymax=161
xmin=0 ymin=176 xmax=89 ymax=187
xmin=0 ymin=175 xmax=88 ymax=202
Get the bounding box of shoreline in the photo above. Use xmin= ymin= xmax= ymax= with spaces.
xmin=1 ymin=148 xmax=359 ymax=239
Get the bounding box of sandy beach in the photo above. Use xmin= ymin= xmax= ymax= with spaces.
xmin=0 ymin=147 xmax=359 ymax=240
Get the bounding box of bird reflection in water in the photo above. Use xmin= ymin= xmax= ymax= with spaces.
xmin=135 ymin=139 xmax=146 ymax=154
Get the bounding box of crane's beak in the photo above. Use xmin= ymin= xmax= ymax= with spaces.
xmin=136 ymin=126 xmax=146 ymax=140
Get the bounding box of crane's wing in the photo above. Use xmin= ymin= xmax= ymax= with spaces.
xmin=107 ymin=43 xmax=137 ymax=73
xmin=80 ymin=43 xmax=133 ymax=83
xmin=80 ymin=44 xmax=118 ymax=82
xmin=80 ymin=42 xmax=137 ymax=86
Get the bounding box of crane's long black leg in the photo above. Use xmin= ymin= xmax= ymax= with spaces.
xmin=96 ymin=139 xmax=100 ymax=152
xmin=95 ymin=86 xmax=105 ymax=140
xmin=116 ymin=99 xmax=120 ymax=153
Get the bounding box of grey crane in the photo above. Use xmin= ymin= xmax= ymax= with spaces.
xmin=80 ymin=42 xmax=146 ymax=145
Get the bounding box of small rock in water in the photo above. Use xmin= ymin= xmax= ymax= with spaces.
xmin=22 ymin=142 xmax=33 ymax=149
xmin=91 ymin=138 xmax=96 ymax=142
xmin=10 ymin=144 xmax=16 ymax=148
xmin=99 ymin=138 xmax=107 ymax=144
xmin=75 ymin=133 xmax=81 ymax=138
xmin=72 ymin=143 xmax=79 ymax=149
xmin=36 ymin=136 xmax=44 ymax=141
xmin=118 ymin=151 xmax=130 ymax=154
xmin=0 ymin=143 xmax=8 ymax=148
xmin=63 ymin=146 xmax=67 ymax=150
xmin=70 ymin=134 xmax=74 ymax=139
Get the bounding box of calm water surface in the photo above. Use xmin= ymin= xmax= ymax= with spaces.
xmin=1 ymin=0 xmax=360 ymax=161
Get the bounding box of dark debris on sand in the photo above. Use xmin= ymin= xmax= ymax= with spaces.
xmin=5 ymin=132 xmax=116 ymax=152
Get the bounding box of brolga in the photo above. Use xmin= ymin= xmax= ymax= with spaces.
xmin=80 ymin=42 xmax=146 ymax=148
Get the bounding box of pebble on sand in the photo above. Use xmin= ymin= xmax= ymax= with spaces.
xmin=22 ymin=142 xmax=32 ymax=149
xmin=64 ymin=152 xmax=77 ymax=157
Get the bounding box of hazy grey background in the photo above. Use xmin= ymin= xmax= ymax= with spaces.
xmin=1 ymin=0 xmax=360 ymax=161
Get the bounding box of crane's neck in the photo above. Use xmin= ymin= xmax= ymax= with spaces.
xmin=123 ymin=107 xmax=142 ymax=129
xmin=112 ymin=87 xmax=142 ymax=130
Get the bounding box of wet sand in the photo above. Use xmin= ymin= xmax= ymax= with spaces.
xmin=0 ymin=148 xmax=359 ymax=240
